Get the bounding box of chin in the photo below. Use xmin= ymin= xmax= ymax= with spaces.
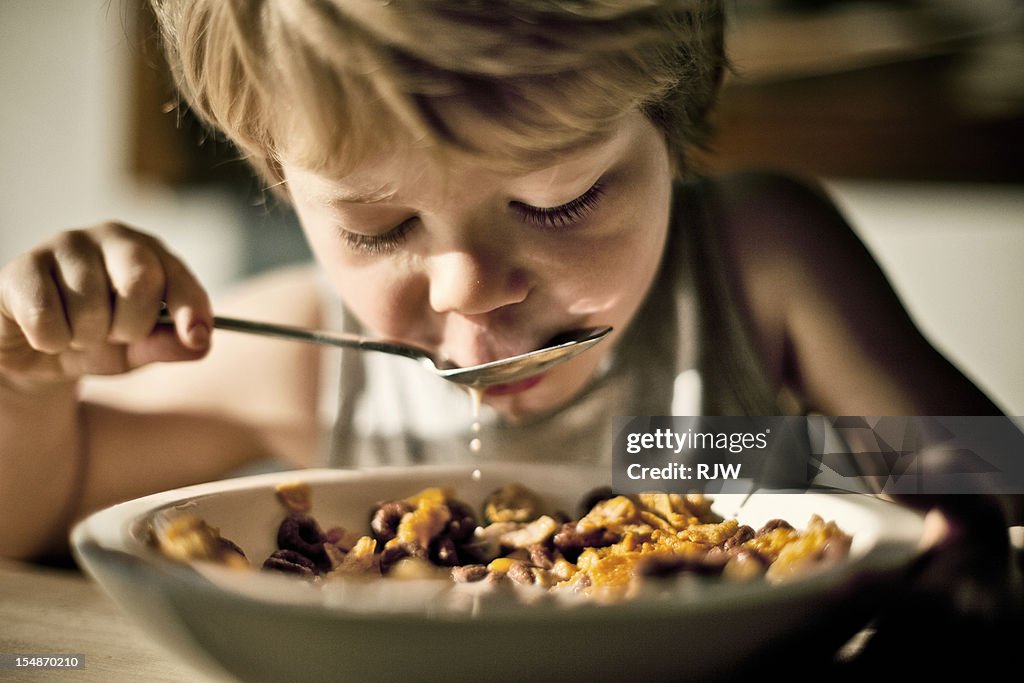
xmin=485 ymin=356 xmax=602 ymax=423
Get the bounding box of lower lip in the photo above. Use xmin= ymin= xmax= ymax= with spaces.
xmin=484 ymin=373 xmax=545 ymax=397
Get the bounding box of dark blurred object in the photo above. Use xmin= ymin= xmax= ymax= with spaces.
xmin=127 ymin=1 xmax=312 ymax=277
xmin=835 ymin=501 xmax=1024 ymax=678
xmin=697 ymin=0 xmax=1024 ymax=181
xmin=127 ymin=0 xmax=253 ymax=188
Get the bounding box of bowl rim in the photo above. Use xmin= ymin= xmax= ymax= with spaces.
xmin=70 ymin=463 xmax=927 ymax=622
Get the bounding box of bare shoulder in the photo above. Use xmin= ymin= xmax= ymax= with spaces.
xmin=216 ymin=261 xmax=326 ymax=325
xmin=704 ymin=170 xmax=863 ymax=287
xmin=700 ymin=170 xmax=1001 ymax=415
xmin=694 ymin=171 xmax=854 ymax=396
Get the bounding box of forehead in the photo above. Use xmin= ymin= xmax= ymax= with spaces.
xmin=282 ymin=111 xmax=644 ymax=205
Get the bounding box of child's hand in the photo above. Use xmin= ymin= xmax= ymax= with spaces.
xmin=843 ymin=494 xmax=1019 ymax=672
xmin=0 ymin=222 xmax=213 ymax=389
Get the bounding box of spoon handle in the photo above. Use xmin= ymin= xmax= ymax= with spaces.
xmin=157 ymin=313 xmax=432 ymax=361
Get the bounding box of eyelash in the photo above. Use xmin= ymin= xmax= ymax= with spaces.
xmin=338 ymin=182 xmax=606 ymax=255
xmin=512 ymin=182 xmax=605 ymax=230
xmin=338 ymin=218 xmax=416 ymax=256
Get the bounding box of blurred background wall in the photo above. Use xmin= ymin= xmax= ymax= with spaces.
xmin=1 ymin=0 xmax=1021 ymax=413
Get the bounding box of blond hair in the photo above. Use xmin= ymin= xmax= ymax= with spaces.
xmin=150 ymin=0 xmax=725 ymax=188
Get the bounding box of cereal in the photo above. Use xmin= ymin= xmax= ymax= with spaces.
xmin=262 ymin=549 xmax=317 ymax=576
xmin=276 ymin=514 xmax=331 ymax=569
xmin=482 ymin=483 xmax=542 ymax=524
xmin=150 ymin=514 xmax=248 ymax=570
xmin=275 ymin=481 xmax=313 ymax=515
xmin=151 ymin=480 xmax=853 ymax=604
xmin=369 ymin=500 xmax=414 ymax=544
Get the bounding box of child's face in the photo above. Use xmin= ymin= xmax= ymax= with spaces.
xmin=283 ymin=110 xmax=672 ymax=420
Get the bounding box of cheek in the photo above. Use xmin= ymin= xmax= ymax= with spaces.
xmin=561 ymin=237 xmax=664 ymax=321
xmin=548 ymin=190 xmax=670 ymax=322
xmin=303 ymin=230 xmax=429 ymax=338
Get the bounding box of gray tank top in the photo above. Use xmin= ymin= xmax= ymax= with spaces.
xmin=320 ymin=179 xmax=784 ymax=469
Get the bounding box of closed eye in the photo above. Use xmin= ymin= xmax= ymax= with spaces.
xmin=337 ymin=217 xmax=417 ymax=255
xmin=511 ymin=182 xmax=605 ymax=230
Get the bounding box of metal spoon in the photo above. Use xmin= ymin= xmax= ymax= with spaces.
xmin=158 ymin=313 xmax=612 ymax=388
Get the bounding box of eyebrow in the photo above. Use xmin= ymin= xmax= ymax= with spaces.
xmin=324 ymin=185 xmax=398 ymax=206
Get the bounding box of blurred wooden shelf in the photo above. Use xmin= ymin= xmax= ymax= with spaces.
xmin=698 ymin=2 xmax=1024 ymax=182
xmin=698 ymin=52 xmax=1023 ymax=182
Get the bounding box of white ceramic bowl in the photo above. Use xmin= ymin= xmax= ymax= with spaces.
xmin=71 ymin=464 xmax=925 ymax=682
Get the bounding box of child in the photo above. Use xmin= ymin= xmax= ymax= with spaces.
xmin=0 ymin=0 xmax=1014 ymax=576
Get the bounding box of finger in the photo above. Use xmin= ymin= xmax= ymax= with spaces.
xmin=0 ymin=250 xmax=73 ymax=354
xmin=125 ymin=324 xmax=211 ymax=368
xmin=100 ymin=229 xmax=167 ymax=343
xmin=49 ymin=230 xmax=112 ymax=349
xmin=154 ymin=243 xmax=213 ymax=351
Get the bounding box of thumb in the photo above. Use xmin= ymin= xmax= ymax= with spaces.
xmin=125 ymin=324 xmax=211 ymax=368
xmin=156 ymin=244 xmax=214 ymax=351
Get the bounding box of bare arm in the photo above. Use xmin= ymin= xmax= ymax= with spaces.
xmin=708 ymin=170 xmax=1002 ymax=416
xmin=80 ymin=263 xmax=326 ymax=470
xmin=707 ymin=170 xmax=1019 ymax=525
xmin=0 ymin=378 xmax=82 ymax=559
xmin=0 ymin=224 xmax=323 ymax=560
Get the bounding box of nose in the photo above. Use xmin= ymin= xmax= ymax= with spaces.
xmin=427 ymin=249 xmax=530 ymax=317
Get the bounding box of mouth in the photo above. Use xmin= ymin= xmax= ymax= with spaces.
xmin=483 ymin=373 xmax=546 ymax=397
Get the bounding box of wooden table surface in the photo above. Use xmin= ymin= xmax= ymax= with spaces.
xmin=0 ymin=558 xmax=232 ymax=682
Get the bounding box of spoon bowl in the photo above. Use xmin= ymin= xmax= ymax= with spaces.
xmin=158 ymin=314 xmax=611 ymax=388
xmin=432 ymin=326 xmax=612 ymax=387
